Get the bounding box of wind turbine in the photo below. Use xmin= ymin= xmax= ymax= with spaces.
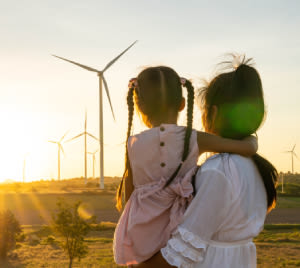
xmin=52 ymin=40 xmax=138 ymax=189
xmin=88 ymin=149 xmax=99 ymax=180
xmin=66 ymin=111 xmax=98 ymax=185
xmin=48 ymin=132 xmax=68 ymax=180
xmin=283 ymin=144 xmax=298 ymax=173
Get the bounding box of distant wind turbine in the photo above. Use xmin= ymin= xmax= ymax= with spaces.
xmin=48 ymin=132 xmax=68 ymax=180
xmin=66 ymin=111 xmax=98 ymax=185
xmin=52 ymin=40 xmax=138 ymax=189
xmin=88 ymin=149 xmax=99 ymax=180
xmin=283 ymin=144 xmax=298 ymax=173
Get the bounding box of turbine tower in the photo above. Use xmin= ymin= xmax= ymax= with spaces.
xmin=284 ymin=144 xmax=298 ymax=173
xmin=66 ymin=111 xmax=98 ymax=185
xmin=48 ymin=132 xmax=68 ymax=180
xmin=88 ymin=149 xmax=99 ymax=180
xmin=52 ymin=40 xmax=137 ymax=189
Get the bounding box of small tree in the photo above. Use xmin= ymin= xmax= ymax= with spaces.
xmin=0 ymin=210 xmax=22 ymax=260
xmin=52 ymin=200 xmax=91 ymax=268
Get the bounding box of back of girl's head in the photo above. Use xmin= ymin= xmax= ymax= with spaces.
xmin=198 ymin=54 xmax=277 ymax=212
xmin=199 ymin=55 xmax=264 ymax=139
xmin=116 ymin=66 xmax=195 ymax=210
xmin=135 ymin=66 xmax=183 ymax=127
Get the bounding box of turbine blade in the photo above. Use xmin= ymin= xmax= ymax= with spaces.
xmin=102 ymin=40 xmax=138 ymax=72
xmin=292 ymin=144 xmax=296 ymax=151
xmin=48 ymin=140 xmax=58 ymax=144
xmin=294 ymin=152 xmax=299 ymax=160
xmin=52 ymin=55 xmax=100 ymax=73
xmin=102 ymin=76 xmax=116 ymax=121
xmin=86 ymin=132 xmax=99 ymax=141
xmin=60 ymin=130 xmax=69 ymax=142
xmin=65 ymin=132 xmax=84 ymax=142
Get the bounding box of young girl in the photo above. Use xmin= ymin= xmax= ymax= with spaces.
xmin=113 ymin=66 xmax=257 ymax=266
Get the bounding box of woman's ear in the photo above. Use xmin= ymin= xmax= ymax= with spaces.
xmin=211 ymin=105 xmax=218 ymax=124
xmin=179 ymin=97 xmax=185 ymax=111
xmin=209 ymin=105 xmax=218 ymax=133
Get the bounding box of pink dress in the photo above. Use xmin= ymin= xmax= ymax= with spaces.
xmin=113 ymin=124 xmax=199 ymax=265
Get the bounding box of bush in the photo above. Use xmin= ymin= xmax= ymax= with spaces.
xmin=43 ymin=235 xmax=57 ymax=245
xmin=0 ymin=210 xmax=22 ymax=260
xmin=52 ymin=200 xmax=92 ymax=268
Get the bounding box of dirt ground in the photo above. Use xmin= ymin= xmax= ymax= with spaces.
xmin=10 ymin=206 xmax=300 ymax=225
xmin=265 ymin=208 xmax=300 ymax=224
xmin=99 ymin=208 xmax=300 ymax=224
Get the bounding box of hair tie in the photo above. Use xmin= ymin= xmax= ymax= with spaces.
xmin=129 ymin=78 xmax=138 ymax=88
xmin=180 ymin=77 xmax=187 ymax=86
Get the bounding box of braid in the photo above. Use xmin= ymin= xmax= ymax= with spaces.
xmin=165 ymin=80 xmax=195 ymax=187
xmin=182 ymin=80 xmax=194 ymax=161
xmin=116 ymin=86 xmax=134 ymax=211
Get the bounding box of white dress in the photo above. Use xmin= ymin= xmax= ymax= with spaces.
xmin=161 ymin=153 xmax=267 ymax=268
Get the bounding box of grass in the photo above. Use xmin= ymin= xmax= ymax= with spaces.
xmin=277 ymin=183 xmax=300 ymax=198
xmin=0 ymin=223 xmax=298 ymax=267
xmin=276 ymin=196 xmax=300 ymax=208
xmin=255 ymin=224 xmax=300 ymax=267
xmin=0 ymin=178 xmax=299 ymax=267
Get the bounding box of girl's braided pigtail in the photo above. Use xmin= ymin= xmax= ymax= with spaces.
xmin=165 ymin=79 xmax=194 ymax=187
xmin=116 ymin=83 xmax=135 ymax=211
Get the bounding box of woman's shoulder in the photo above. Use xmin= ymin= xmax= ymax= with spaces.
xmin=198 ymin=153 xmax=248 ymax=185
xmin=200 ymin=153 xmax=227 ymax=173
xmin=201 ymin=153 xmax=252 ymax=171
xmin=199 ymin=153 xmax=259 ymax=192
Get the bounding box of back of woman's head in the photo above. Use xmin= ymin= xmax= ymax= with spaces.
xmin=199 ymin=54 xmax=277 ymax=212
xmin=199 ymin=56 xmax=264 ymax=139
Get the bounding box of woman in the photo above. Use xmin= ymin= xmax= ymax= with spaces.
xmin=134 ymin=56 xmax=278 ymax=268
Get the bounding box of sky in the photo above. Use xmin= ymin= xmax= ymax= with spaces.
xmin=0 ymin=0 xmax=300 ymax=181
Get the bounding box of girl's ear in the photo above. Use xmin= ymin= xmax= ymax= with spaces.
xmin=179 ymin=97 xmax=185 ymax=111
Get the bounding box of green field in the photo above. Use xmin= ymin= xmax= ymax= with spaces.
xmin=0 ymin=223 xmax=299 ymax=268
xmin=0 ymin=177 xmax=299 ymax=267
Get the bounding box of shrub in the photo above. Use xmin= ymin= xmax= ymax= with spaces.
xmin=43 ymin=235 xmax=57 ymax=245
xmin=52 ymin=200 xmax=91 ymax=268
xmin=0 ymin=210 xmax=22 ymax=260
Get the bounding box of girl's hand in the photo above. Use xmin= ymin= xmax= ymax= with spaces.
xmin=242 ymin=135 xmax=258 ymax=154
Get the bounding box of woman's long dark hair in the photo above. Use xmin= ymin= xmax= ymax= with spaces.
xmin=198 ymin=55 xmax=278 ymax=212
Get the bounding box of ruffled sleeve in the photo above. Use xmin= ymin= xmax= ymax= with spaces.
xmin=161 ymin=168 xmax=233 ymax=267
xmin=161 ymin=227 xmax=207 ymax=268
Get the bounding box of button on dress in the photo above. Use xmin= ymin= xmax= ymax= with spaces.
xmin=113 ymin=124 xmax=199 ymax=265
